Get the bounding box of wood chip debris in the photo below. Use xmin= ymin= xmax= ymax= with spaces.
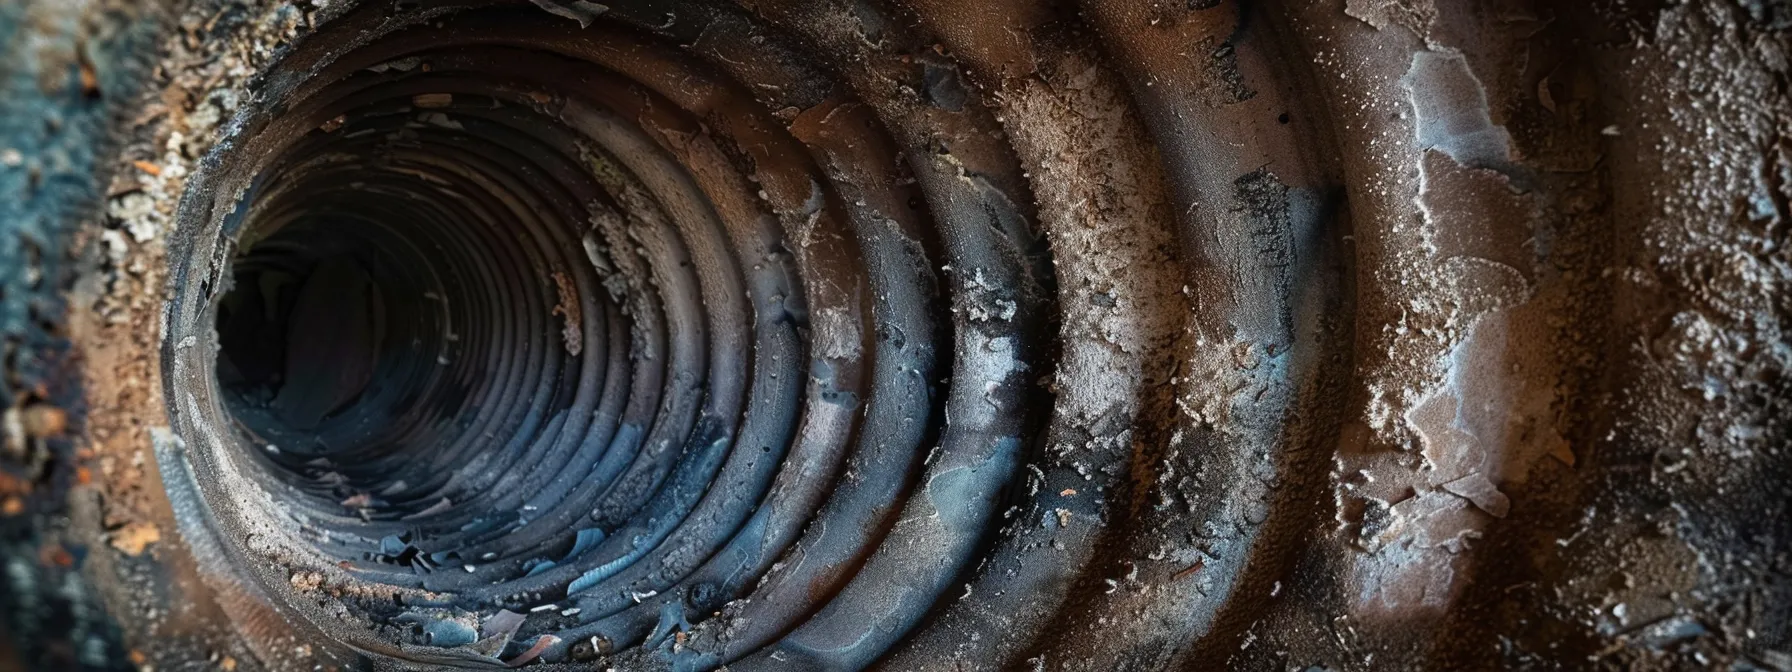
xmin=110 ymin=521 xmax=161 ymax=555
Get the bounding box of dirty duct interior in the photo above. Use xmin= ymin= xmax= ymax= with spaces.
xmin=168 ymin=3 xmax=1057 ymax=667
xmin=0 ymin=0 xmax=1786 ymax=670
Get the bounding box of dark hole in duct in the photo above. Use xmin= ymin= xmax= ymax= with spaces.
xmin=208 ymin=139 xmax=489 ymax=512
xmin=216 ymin=247 xmax=385 ymax=436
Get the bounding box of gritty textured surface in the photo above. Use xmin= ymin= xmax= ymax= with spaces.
xmin=0 ymin=0 xmax=1785 ymax=670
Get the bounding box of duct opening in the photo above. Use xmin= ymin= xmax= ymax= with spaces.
xmin=157 ymin=2 xmax=1074 ymax=667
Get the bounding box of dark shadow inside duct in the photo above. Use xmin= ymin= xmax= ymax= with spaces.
xmin=217 ymin=243 xmax=386 ymax=439
xmin=205 ymin=111 xmax=562 ymax=523
xmin=195 ymin=55 xmax=643 ymax=587
xmin=211 ymin=203 xmax=464 ymax=519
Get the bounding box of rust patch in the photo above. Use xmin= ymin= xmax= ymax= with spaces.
xmin=551 ymin=270 xmax=583 ymax=357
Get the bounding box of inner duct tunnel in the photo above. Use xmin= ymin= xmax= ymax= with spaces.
xmin=164 ymin=2 xmax=1070 ymax=668
xmin=158 ymin=0 xmax=1342 ymax=669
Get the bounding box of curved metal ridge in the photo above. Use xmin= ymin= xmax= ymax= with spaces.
xmin=0 ymin=0 xmax=1783 ymax=670
xmin=162 ymin=2 xmax=1057 ymax=668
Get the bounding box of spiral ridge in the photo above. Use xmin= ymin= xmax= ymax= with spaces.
xmin=154 ymin=0 xmax=1588 ymax=669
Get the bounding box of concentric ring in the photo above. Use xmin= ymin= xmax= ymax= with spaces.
xmin=159 ymin=0 xmax=1348 ymax=669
